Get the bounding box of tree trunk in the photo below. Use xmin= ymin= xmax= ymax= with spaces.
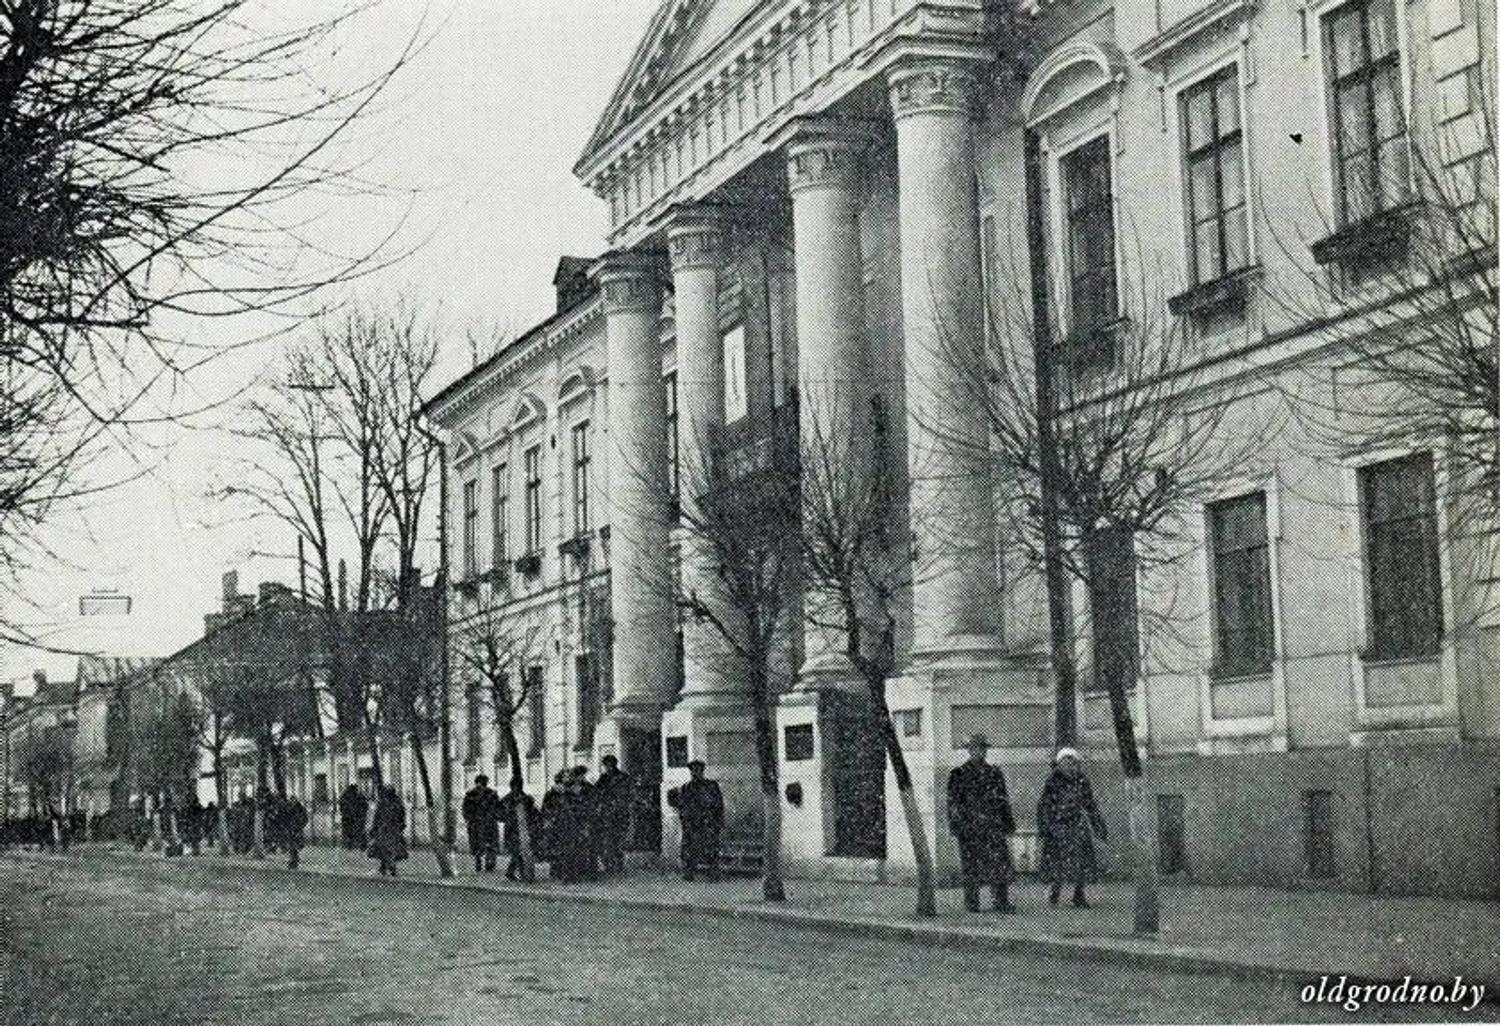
xmin=751 ymin=681 xmax=785 ymax=902
xmin=503 ymin=727 xmax=536 ymax=882
xmin=410 ymin=732 xmax=455 ymax=878
xmin=1084 ymin=525 xmax=1158 ymax=935
xmin=877 ymin=712 xmax=936 ymax=917
xmin=213 ymin=747 xmax=231 ymax=855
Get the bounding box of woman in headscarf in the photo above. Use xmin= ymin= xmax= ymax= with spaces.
xmin=1037 ymin=748 xmax=1107 ymax=908
xmin=368 ymin=785 xmax=408 ymax=877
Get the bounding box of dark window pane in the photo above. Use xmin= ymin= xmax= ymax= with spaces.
xmin=1362 ymin=453 xmax=1442 ymax=658
xmin=1210 ymin=491 xmax=1274 ymax=676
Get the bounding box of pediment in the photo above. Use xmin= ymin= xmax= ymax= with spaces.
xmin=1023 ymin=41 xmax=1128 ymax=126
xmin=580 ymin=0 xmax=761 ymax=168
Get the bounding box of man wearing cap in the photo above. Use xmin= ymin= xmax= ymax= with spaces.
xmin=946 ymin=734 xmax=1017 ymax=912
xmin=461 ymin=773 xmax=502 ymax=873
xmin=668 ymin=759 xmax=723 ymax=881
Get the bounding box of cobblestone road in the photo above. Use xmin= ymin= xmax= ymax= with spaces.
xmin=0 ymin=852 xmax=1476 ymax=1025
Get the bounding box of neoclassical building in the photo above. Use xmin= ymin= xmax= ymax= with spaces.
xmin=431 ymin=0 xmax=1497 ymax=894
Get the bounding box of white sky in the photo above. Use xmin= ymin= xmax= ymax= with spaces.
xmin=5 ymin=0 xmax=662 ymax=689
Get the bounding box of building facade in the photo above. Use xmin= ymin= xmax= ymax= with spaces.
xmin=431 ymin=0 xmax=1497 ymax=894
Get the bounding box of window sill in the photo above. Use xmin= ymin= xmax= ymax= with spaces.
xmin=513 ymin=553 xmax=543 ymax=577
xmin=1167 ymin=265 xmax=1260 ymax=319
xmin=1359 ymin=650 xmax=1442 ymax=668
xmin=1206 ymin=666 xmax=1274 ymax=684
xmin=1310 ymin=203 xmax=1419 ymax=269
xmin=559 ymin=533 xmax=593 ymax=560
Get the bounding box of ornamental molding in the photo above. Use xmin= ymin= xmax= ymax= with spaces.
xmin=666 ymin=205 xmax=730 ymax=271
xmin=577 ymin=0 xmax=989 ymax=249
xmin=887 ymin=57 xmax=983 ymax=120
xmin=592 ymin=250 xmax=666 ymax=314
xmin=1133 ymin=0 xmax=1257 ymax=68
xmin=1021 ymin=39 xmax=1128 ymax=127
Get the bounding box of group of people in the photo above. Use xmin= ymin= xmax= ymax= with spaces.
xmin=457 ymin=754 xmax=635 ymax=883
xmin=0 ymin=808 xmax=86 ymax=849
xmin=947 ymin=735 xmax=1108 ymax=913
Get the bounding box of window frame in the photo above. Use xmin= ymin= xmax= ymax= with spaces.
xmin=1318 ymin=0 xmax=1412 ymax=227
xmin=491 ymin=462 xmax=508 ymax=572
xmin=722 ymin=323 xmax=748 ymax=423
xmin=1178 ymin=62 xmax=1251 ymax=286
xmin=664 ymin=370 xmax=680 ymax=506
xmin=1057 ymin=133 xmax=1121 ymax=370
xmin=523 ymin=444 xmax=543 ymax=557
xmin=1206 ymin=489 xmax=1277 ymax=678
xmin=1358 ymin=451 xmax=1444 ymax=660
xmin=570 ymin=420 xmax=592 ymax=537
xmin=461 ymin=478 xmax=479 ymax=579
xmin=525 ymin=663 xmax=546 ymax=757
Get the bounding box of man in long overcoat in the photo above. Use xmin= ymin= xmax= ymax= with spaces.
xmin=1037 ymin=747 xmax=1107 ymax=907
xmin=368 ymin=785 xmax=407 ymax=876
xmin=339 ymin=784 xmax=369 ymax=851
xmin=668 ymin=759 xmax=723 ymax=882
xmin=461 ymin=774 xmax=502 ymax=873
xmin=946 ymin=734 xmax=1017 ymax=912
xmin=591 ymin=755 xmax=633 ymax=877
xmin=272 ymin=793 xmax=309 ymax=869
xmin=498 ymin=779 xmax=538 ymax=881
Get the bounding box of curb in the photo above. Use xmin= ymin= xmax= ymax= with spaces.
xmin=4 ymin=847 xmax=1458 ymax=994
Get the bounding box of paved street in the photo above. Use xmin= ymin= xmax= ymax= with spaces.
xmin=0 ymin=852 xmax=1480 ymax=1025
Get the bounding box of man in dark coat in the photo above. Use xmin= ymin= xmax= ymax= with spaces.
xmin=668 ymin=759 xmax=723 ymax=881
xmin=461 ymin=774 xmax=502 ymax=873
xmin=591 ymin=755 xmax=633 ymax=877
xmin=1037 ymin=747 xmax=1107 ymax=907
xmin=498 ymin=779 xmax=538 ymax=881
xmin=272 ymin=793 xmax=309 ymax=869
xmin=339 ymin=784 xmax=369 ymax=851
xmin=180 ymin=795 xmax=204 ymax=856
xmin=946 ymin=734 xmax=1017 ymax=912
xmin=368 ymin=785 xmax=407 ymax=876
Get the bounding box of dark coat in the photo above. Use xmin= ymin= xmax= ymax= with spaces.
xmin=462 ymin=785 xmax=502 ymax=852
xmin=499 ymin=791 xmax=538 ymax=856
xmin=669 ymin=778 xmax=723 ymax=835
xmin=946 ymin=760 xmax=1016 ymax=880
xmin=592 ymin=769 xmax=632 ymax=836
xmin=548 ymin=785 xmax=595 ymax=881
xmin=271 ymin=796 xmax=308 ymax=850
xmin=339 ymin=786 xmax=369 ymax=842
xmin=1037 ymin=769 xmax=1107 ymax=884
xmin=368 ymin=792 xmax=408 ymax=864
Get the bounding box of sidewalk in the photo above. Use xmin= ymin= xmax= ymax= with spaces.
xmin=71 ymin=842 xmax=1500 ymax=986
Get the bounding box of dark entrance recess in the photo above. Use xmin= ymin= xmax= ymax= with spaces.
xmin=621 ymin=727 xmax=662 ymax=854
xmin=824 ymin=691 xmax=886 ymax=858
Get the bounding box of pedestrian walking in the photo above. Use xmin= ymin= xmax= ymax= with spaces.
xmin=498 ymin=779 xmax=538 ymax=881
xmin=339 ymin=783 xmax=369 ymax=851
xmin=272 ymin=793 xmax=309 ymax=869
xmin=368 ymin=785 xmax=408 ymax=877
xmin=592 ymin=755 xmax=633 ymax=877
xmin=667 ymin=759 xmax=723 ymax=881
xmin=549 ymin=769 xmax=595 ymax=883
xmin=946 ymin=734 xmax=1017 ymax=912
xmin=1037 ymin=747 xmax=1107 ymax=908
xmin=540 ymin=771 xmax=567 ymax=870
xmin=461 ymin=774 xmax=502 ymax=873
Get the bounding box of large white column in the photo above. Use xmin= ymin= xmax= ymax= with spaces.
xmin=889 ymin=58 xmax=1003 ymax=661
xmin=666 ymin=206 xmax=742 ymax=708
xmin=783 ymin=120 xmax=875 ymax=686
xmin=593 ymin=252 xmax=676 ymax=727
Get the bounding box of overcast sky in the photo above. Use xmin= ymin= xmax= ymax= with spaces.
xmin=5 ymin=0 xmax=662 ymax=688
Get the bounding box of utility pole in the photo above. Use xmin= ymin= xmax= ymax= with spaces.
xmin=435 ymin=436 xmax=455 ymax=848
xmin=1025 ymin=128 xmax=1080 ymax=747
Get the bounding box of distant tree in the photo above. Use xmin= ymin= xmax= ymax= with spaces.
xmin=16 ymin=726 xmax=69 ymax=814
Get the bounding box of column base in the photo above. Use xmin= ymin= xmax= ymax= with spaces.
xmin=797 ymin=650 xmax=865 ymax=694
xmin=660 ymin=697 xmax=761 ymax=870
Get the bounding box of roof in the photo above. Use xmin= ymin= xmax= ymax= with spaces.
xmin=76 ymin=655 xmax=159 ymax=692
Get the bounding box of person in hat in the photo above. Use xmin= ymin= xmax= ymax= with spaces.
xmin=1037 ymin=747 xmax=1107 ymax=907
xmin=667 ymin=759 xmax=723 ymax=881
xmin=592 ymin=754 xmax=633 ymax=877
xmin=462 ymin=773 xmax=502 ymax=873
xmin=946 ymin=734 xmax=1017 ymax=912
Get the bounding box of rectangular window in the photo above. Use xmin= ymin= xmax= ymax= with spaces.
xmin=491 ymin=463 xmax=508 ymax=571
xmin=1209 ymin=491 xmax=1275 ymax=677
xmin=1061 ymin=135 xmax=1119 ymax=365
xmin=462 ymin=479 xmax=479 ymax=578
xmin=525 ymin=664 xmax=545 ymax=757
xmin=1181 ymin=66 xmax=1249 ymax=284
xmin=571 ymin=421 xmax=591 ymax=535
xmin=784 ymin=723 xmax=815 ymax=762
xmin=665 ymin=735 xmax=690 ymax=769
xmin=898 ymin=708 xmax=923 ymax=739
xmin=1303 ymin=789 xmax=1337 ymax=878
xmin=576 ymin=653 xmax=599 ymax=749
xmin=524 ymin=445 xmax=543 ymax=556
xmin=723 ymin=324 xmax=748 ymax=422
xmin=1323 ymin=0 xmax=1408 ymax=226
xmin=981 ymin=212 xmax=999 ymax=338
xmin=466 ymin=677 xmax=483 ymax=763
xmin=665 ymin=371 xmax=681 ymax=506
xmin=1361 ymin=453 xmax=1443 ymax=659
xmin=1157 ymin=794 xmax=1187 ymax=875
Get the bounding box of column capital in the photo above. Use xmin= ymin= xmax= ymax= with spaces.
xmin=591 ymin=249 xmax=664 ymax=314
xmin=770 ymin=116 xmax=879 ymax=194
xmin=665 ymin=204 xmax=729 ymax=274
xmin=887 ymin=57 xmax=984 ymax=121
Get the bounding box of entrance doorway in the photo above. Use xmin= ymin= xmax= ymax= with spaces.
xmin=621 ymin=727 xmax=662 ymax=854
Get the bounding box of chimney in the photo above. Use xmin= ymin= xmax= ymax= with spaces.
xmin=222 ymin=570 xmax=239 ymax=611
xmin=32 ymin=669 xmax=47 ymax=690
xmin=553 ymin=256 xmax=596 ymax=314
xmin=258 ymin=581 xmax=293 ymax=605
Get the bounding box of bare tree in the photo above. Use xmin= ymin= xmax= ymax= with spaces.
xmin=0 ymin=0 xmax=420 ymax=636
xmin=799 ymin=401 xmax=937 ymax=916
xmin=456 ymin=609 xmax=541 ymax=882
xmin=130 ymin=681 xmax=199 ymax=854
